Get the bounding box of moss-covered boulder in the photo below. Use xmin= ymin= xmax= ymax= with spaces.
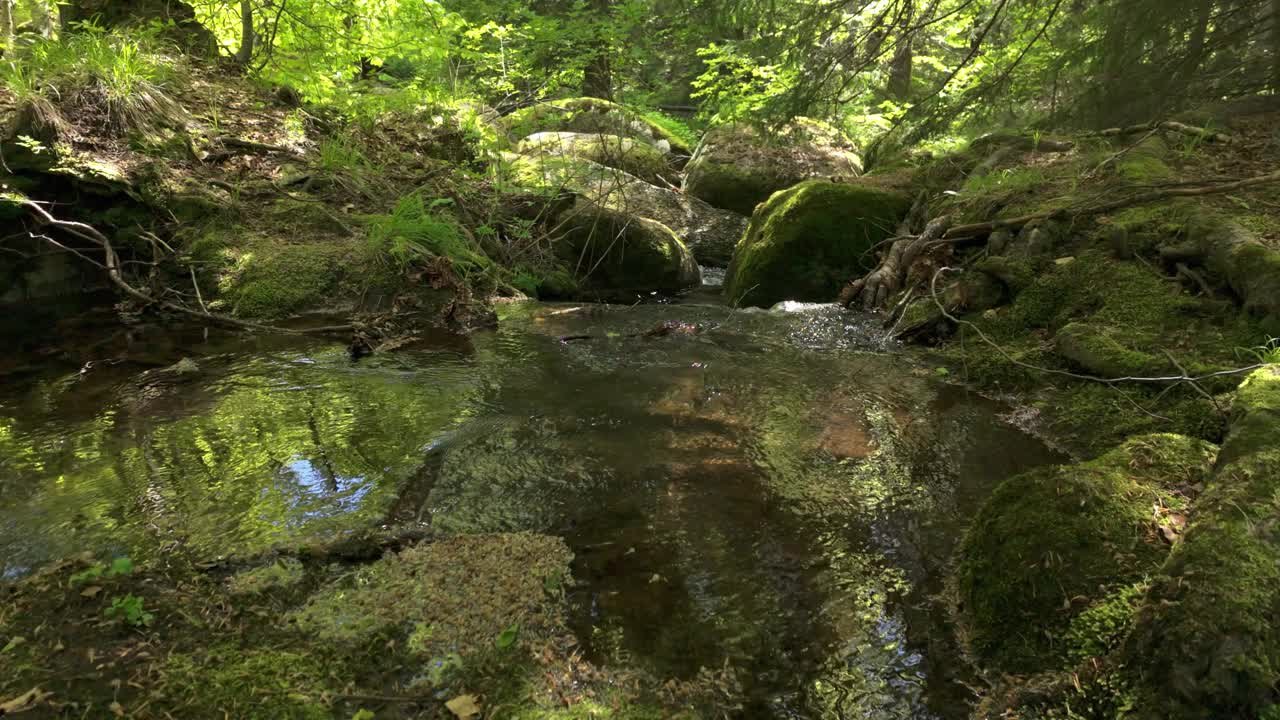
xmin=723 ymin=180 xmax=911 ymax=307
xmin=555 ymin=198 xmax=700 ymax=294
xmin=507 ymin=154 xmax=747 ymax=266
xmin=516 ymin=131 xmax=674 ymax=186
xmin=1195 ymin=219 xmax=1280 ymax=335
xmin=682 ymin=118 xmax=864 ymax=216
xmin=1124 ymin=367 xmax=1280 ymax=719
xmin=499 ymin=97 xmax=694 ymax=156
xmin=953 ymin=433 xmax=1218 ymax=675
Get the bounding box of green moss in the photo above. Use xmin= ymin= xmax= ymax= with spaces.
xmin=723 ymin=180 xmax=910 ymax=307
xmin=500 ymin=97 xmax=693 ymax=155
xmin=941 ymin=249 xmax=1264 ymax=452
xmin=217 ymin=238 xmax=349 ymax=319
xmin=227 ymin=558 xmax=307 ymax=595
xmin=158 ymin=646 xmax=334 ymax=719
xmin=1116 ymin=136 xmax=1174 ymax=183
xmin=293 ymin=534 xmax=572 ymax=658
xmin=556 ymin=199 xmax=700 ymax=293
xmin=1063 ymin=582 xmax=1147 ymax=663
xmin=683 ymin=120 xmax=864 ymax=215
xmin=953 ymin=433 xmax=1217 ymax=674
xmin=517 ymin=132 xmax=672 ymax=184
xmin=1120 ymin=370 xmax=1280 ymax=719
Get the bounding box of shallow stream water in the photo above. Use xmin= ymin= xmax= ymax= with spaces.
xmin=0 ymin=297 xmax=1062 ymax=718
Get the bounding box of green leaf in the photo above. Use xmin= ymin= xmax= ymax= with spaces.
xmin=494 ymin=623 xmax=519 ymax=650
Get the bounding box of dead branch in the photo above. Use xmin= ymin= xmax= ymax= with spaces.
xmin=941 ymin=168 xmax=1280 ymax=240
xmin=1086 ymin=120 xmax=1236 ymax=145
xmin=17 ymin=199 xmax=348 ymax=336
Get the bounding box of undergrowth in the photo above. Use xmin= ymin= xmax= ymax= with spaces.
xmin=1 ymin=22 xmax=186 ymax=137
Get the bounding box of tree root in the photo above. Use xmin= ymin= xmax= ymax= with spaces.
xmin=841 ymin=168 xmax=1280 ymax=310
xmin=18 ymin=199 xmax=349 ymax=336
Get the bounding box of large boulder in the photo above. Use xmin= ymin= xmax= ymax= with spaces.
xmin=723 ymin=180 xmax=910 ymax=307
xmin=499 ymin=97 xmax=694 ymax=157
xmin=952 ymin=433 xmax=1218 ymax=675
xmin=554 ymin=198 xmax=700 ymax=294
xmin=516 ymin=132 xmax=674 ymax=186
xmin=683 ymin=118 xmax=864 ymax=216
xmin=508 ymin=154 xmax=747 ymax=266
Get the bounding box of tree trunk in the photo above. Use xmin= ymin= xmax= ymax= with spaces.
xmin=0 ymin=0 xmax=14 ymax=58
xmin=581 ymin=0 xmax=613 ymax=99
xmin=1272 ymin=0 xmax=1280 ymax=93
xmin=887 ymin=0 xmax=914 ymax=100
xmin=234 ymin=0 xmax=254 ymax=65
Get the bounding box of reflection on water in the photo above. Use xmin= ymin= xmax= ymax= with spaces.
xmin=0 ymin=302 xmax=1063 ymax=718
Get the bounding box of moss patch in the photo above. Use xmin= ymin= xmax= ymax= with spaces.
xmin=682 ymin=120 xmax=864 ymax=215
xmin=941 ymin=249 xmax=1264 ymax=453
xmin=953 ymin=433 xmax=1217 ymax=674
xmin=723 ymin=179 xmax=910 ymax=307
xmin=1124 ymin=367 xmax=1280 ymax=719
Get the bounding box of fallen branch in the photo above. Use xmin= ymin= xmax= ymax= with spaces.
xmin=17 ymin=199 xmax=348 ymax=336
xmin=941 ymin=168 xmax=1280 ymax=240
xmin=1086 ymin=120 xmax=1236 ymax=145
xmin=839 ymin=214 xmax=952 ymax=309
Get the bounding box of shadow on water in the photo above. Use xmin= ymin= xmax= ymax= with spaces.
xmin=0 ymin=300 xmax=1064 ymax=718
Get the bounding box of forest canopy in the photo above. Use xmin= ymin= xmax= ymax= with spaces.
xmin=3 ymin=0 xmax=1277 ymax=154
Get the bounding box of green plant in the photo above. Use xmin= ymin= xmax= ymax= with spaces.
xmin=105 ymin=594 xmax=154 ymax=627
xmin=495 ymin=623 xmax=519 ymax=651
xmin=1238 ymin=338 xmax=1280 ymax=365
xmin=0 ymin=23 xmax=184 ymax=136
xmin=69 ymin=556 xmax=134 ymax=585
xmin=364 ymin=194 xmax=491 ymax=277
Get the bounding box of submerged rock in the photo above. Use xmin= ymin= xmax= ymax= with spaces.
xmin=507 ymin=154 xmax=747 ymax=265
xmin=553 ymin=198 xmax=701 ymax=295
xmin=682 ymin=118 xmax=864 ymax=215
xmin=517 ymin=131 xmax=674 ymax=185
xmin=723 ymin=180 xmax=911 ymax=307
xmin=952 ymin=433 xmax=1218 ymax=675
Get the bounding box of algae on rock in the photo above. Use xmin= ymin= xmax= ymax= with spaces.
xmin=723 ymin=180 xmax=910 ymax=307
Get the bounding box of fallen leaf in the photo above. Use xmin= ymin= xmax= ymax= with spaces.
xmin=446 ymin=694 xmax=482 ymax=718
xmin=80 ymin=585 xmax=103 ymax=598
xmin=109 ymin=701 xmax=125 ymax=716
xmin=0 ymin=687 xmax=53 ymax=714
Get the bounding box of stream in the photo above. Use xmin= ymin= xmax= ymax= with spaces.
xmin=0 ymin=294 xmax=1063 ymax=718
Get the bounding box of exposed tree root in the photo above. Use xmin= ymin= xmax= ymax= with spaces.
xmin=17 ymin=199 xmax=349 ymax=336
xmin=841 ymin=168 xmax=1280 ymax=310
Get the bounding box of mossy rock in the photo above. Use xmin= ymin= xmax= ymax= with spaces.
xmin=505 ymin=154 xmax=747 ymax=266
xmin=517 ymin=132 xmax=673 ymax=186
xmin=215 ymin=237 xmax=353 ymax=319
xmin=1053 ymin=322 xmax=1168 ymax=378
xmin=499 ymin=97 xmax=693 ymax=156
xmin=953 ymin=433 xmax=1218 ymax=674
xmin=555 ymin=198 xmax=700 ymax=294
xmin=683 ymin=119 xmax=865 ymax=216
xmin=1124 ymin=367 xmax=1280 ymax=719
xmin=293 ymin=533 xmax=572 ymax=658
xmin=723 ymin=180 xmax=911 ymax=307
